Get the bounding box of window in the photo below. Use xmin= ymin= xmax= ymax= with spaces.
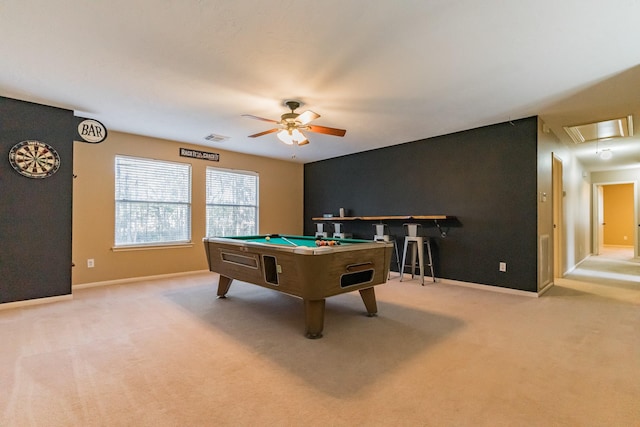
xmin=206 ymin=167 xmax=258 ymax=236
xmin=115 ymin=156 xmax=191 ymax=246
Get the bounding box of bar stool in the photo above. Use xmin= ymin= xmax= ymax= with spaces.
xmin=332 ymin=222 xmax=352 ymax=239
xmin=372 ymin=223 xmax=400 ymax=278
xmin=315 ymin=223 xmax=328 ymax=238
xmin=400 ymin=223 xmax=435 ymax=285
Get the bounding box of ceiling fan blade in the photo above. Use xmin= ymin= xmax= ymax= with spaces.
xmin=306 ymin=125 xmax=346 ymax=137
xmin=297 ymin=110 xmax=320 ymax=125
xmin=248 ymin=128 xmax=279 ymax=138
xmin=242 ymin=114 xmax=280 ymax=124
xmin=297 ymin=139 xmax=310 ymax=146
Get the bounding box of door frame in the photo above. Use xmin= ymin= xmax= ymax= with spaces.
xmin=552 ymin=154 xmax=563 ymax=278
xmin=592 ymin=180 xmax=638 ymax=258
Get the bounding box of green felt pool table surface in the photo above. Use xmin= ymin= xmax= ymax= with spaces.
xmin=224 ymin=234 xmax=373 ymax=247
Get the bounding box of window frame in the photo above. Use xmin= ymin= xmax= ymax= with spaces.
xmin=114 ymin=155 xmax=192 ymax=249
xmin=205 ymin=166 xmax=259 ymax=237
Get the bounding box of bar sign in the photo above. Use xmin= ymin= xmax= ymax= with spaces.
xmin=76 ymin=118 xmax=108 ymax=143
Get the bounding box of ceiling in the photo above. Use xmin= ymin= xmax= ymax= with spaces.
xmin=2 ymin=1 xmax=640 ymax=170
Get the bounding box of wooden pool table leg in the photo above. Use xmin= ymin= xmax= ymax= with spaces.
xmin=359 ymin=287 xmax=378 ymax=316
xmin=304 ymin=299 xmax=326 ymax=339
xmin=217 ymin=275 xmax=233 ymax=298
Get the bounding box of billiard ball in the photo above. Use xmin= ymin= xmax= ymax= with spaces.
xmin=265 ymin=236 xmax=271 ymax=241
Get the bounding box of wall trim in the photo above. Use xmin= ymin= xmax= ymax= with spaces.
xmin=564 ymin=253 xmax=590 ymax=275
xmin=73 ymin=269 xmax=211 ymax=289
xmin=537 ymin=281 xmax=554 ymax=296
xmin=438 ymin=277 xmax=541 ymax=297
xmin=0 ymin=294 xmax=73 ymax=311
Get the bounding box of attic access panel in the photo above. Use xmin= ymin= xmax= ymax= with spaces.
xmin=564 ymin=115 xmax=634 ymax=144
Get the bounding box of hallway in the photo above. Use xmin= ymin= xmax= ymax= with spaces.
xmin=556 ymin=245 xmax=640 ymax=304
xmin=594 ymin=245 xmax=635 ymax=261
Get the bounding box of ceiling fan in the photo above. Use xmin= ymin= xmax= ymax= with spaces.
xmin=242 ymin=100 xmax=346 ymax=146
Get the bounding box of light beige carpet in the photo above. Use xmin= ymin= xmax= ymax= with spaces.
xmin=1 ymin=257 xmax=638 ymax=426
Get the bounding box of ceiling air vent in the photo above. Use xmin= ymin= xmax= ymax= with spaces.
xmin=563 ymin=115 xmax=634 ymax=144
xmin=204 ymin=133 xmax=229 ymax=142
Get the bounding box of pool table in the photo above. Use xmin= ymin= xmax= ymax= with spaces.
xmin=203 ymin=234 xmax=394 ymax=338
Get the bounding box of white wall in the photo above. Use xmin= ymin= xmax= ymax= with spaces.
xmin=538 ymin=118 xmax=592 ymax=283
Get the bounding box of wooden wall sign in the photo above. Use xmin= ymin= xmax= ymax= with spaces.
xmin=179 ymin=147 xmax=220 ymax=162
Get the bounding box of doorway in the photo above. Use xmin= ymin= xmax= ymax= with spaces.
xmin=592 ymin=182 xmax=637 ymax=258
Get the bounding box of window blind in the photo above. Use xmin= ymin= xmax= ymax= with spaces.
xmin=115 ymin=156 xmax=191 ymax=246
xmin=206 ymin=168 xmax=258 ymax=237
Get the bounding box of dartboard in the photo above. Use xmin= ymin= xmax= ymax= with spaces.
xmin=8 ymin=140 xmax=61 ymax=179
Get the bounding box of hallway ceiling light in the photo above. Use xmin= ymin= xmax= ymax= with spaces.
xmin=563 ymin=115 xmax=634 ymax=144
xmin=599 ymin=149 xmax=613 ymax=160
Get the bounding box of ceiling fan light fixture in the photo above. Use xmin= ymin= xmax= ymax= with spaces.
xmin=291 ymin=128 xmax=306 ymax=142
xmin=276 ymin=129 xmax=295 ymax=145
xmin=277 ymin=128 xmax=307 ymax=145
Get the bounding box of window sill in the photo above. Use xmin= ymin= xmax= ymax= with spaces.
xmin=111 ymin=242 xmax=194 ymax=252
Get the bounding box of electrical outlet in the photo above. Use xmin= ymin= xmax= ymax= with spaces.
xmin=499 ymin=262 xmax=507 ymax=272
xmin=624 ymin=236 xmax=628 ymax=241
xmin=87 ymin=259 xmax=95 ymax=268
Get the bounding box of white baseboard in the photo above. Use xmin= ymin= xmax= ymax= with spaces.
xmin=537 ymin=281 xmax=554 ymax=296
xmin=0 ymin=294 xmax=73 ymax=311
xmin=73 ymin=270 xmax=211 ymax=289
xmin=436 ymin=277 xmax=540 ymax=297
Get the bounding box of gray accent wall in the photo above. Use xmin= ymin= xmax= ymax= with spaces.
xmin=0 ymin=96 xmax=75 ymax=303
xmin=304 ymin=117 xmax=539 ymax=292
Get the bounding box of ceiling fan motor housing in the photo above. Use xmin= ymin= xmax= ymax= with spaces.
xmin=281 ymin=112 xmax=300 ymax=122
xmin=282 ymin=101 xmax=301 ymax=123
